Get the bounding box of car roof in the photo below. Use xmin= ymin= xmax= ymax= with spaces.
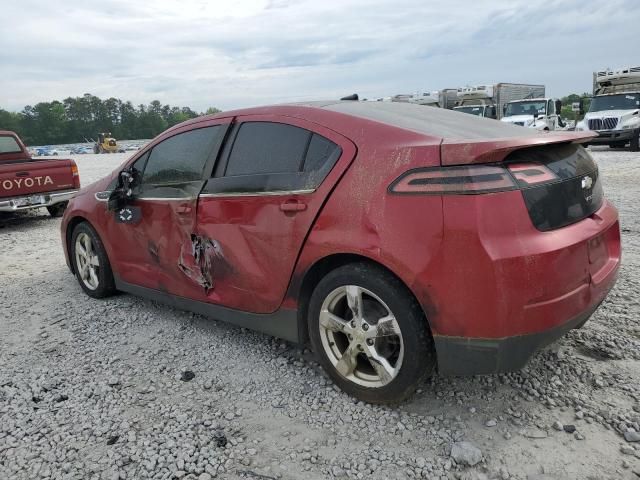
xmin=189 ymin=101 xmax=539 ymax=141
xmin=318 ymin=101 xmax=539 ymax=140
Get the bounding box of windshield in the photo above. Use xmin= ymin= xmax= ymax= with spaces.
xmin=505 ymin=101 xmax=546 ymax=117
xmin=454 ymin=106 xmax=485 ymax=116
xmin=589 ymin=93 xmax=640 ymax=112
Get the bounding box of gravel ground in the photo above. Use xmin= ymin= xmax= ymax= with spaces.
xmin=1 ymin=148 xmax=639 ymax=480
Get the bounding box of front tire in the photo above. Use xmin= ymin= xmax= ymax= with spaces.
xmin=70 ymin=222 xmax=115 ymax=298
xmin=308 ymin=263 xmax=435 ymax=404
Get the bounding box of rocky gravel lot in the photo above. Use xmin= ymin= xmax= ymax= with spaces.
xmin=1 ymin=148 xmax=639 ymax=480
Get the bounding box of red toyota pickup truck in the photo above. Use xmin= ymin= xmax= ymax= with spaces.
xmin=0 ymin=130 xmax=80 ymax=216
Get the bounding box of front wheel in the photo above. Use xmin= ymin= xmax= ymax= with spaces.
xmin=308 ymin=263 xmax=435 ymax=404
xmin=71 ymin=222 xmax=116 ymax=298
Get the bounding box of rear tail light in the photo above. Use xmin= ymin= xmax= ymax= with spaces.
xmin=389 ymin=165 xmax=517 ymax=195
xmin=389 ymin=162 xmax=563 ymax=195
xmin=507 ymin=163 xmax=558 ymax=186
xmin=71 ymin=163 xmax=80 ymax=189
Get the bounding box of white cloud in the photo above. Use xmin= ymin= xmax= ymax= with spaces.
xmin=1 ymin=0 xmax=638 ymax=112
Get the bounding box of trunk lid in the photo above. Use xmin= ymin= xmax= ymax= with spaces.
xmin=505 ymin=143 xmax=603 ymax=231
xmin=0 ymin=158 xmax=78 ymax=198
xmin=441 ymin=132 xmax=603 ymax=232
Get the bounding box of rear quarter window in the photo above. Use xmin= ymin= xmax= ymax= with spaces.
xmin=303 ymin=134 xmax=341 ymax=173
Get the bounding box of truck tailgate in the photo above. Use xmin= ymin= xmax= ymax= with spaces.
xmin=0 ymin=158 xmax=78 ymax=199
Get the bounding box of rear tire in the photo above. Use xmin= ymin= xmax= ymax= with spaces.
xmin=46 ymin=202 xmax=67 ymax=217
xmin=630 ymin=129 xmax=640 ymax=152
xmin=308 ymin=263 xmax=435 ymax=404
xmin=70 ymin=222 xmax=116 ymax=298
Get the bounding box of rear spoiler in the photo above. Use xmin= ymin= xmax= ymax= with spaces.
xmin=440 ymin=131 xmax=597 ymax=166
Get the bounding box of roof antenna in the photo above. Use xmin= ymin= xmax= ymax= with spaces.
xmin=340 ymin=94 xmax=359 ymax=101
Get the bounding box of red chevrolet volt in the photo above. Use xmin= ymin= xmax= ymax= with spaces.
xmin=61 ymin=101 xmax=620 ymax=403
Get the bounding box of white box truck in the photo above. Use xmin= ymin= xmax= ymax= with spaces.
xmin=576 ymin=66 xmax=640 ymax=151
xmin=453 ymin=83 xmax=544 ymax=119
xmin=391 ymin=89 xmax=457 ymax=109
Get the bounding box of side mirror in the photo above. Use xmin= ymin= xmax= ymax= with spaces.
xmin=555 ymin=100 xmax=562 ymax=114
xmin=107 ymin=168 xmax=139 ymax=211
xmin=579 ymin=98 xmax=585 ymax=115
xmin=120 ymin=170 xmax=136 ymax=198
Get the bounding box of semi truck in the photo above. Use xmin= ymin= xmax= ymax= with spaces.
xmin=453 ymin=83 xmax=545 ymax=119
xmin=501 ymin=97 xmax=564 ymax=131
xmin=576 ymin=66 xmax=640 ymax=151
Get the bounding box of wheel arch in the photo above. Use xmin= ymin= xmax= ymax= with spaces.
xmin=295 ymin=253 xmax=434 ymax=348
xmin=65 ymin=215 xmax=91 ymax=274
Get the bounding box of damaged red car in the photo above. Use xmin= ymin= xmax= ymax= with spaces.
xmin=61 ymin=101 xmax=620 ymax=403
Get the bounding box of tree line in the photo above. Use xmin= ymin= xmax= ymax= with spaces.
xmin=0 ymin=93 xmax=221 ymax=146
xmin=558 ymin=93 xmax=592 ymax=121
xmin=0 ymin=92 xmax=593 ymax=146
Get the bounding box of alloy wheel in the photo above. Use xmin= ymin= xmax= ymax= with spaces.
xmin=75 ymin=232 xmax=100 ymax=290
xmin=319 ymin=285 xmax=404 ymax=387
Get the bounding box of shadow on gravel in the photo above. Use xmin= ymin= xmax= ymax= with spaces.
xmin=575 ymin=344 xmax=616 ymax=361
xmin=0 ymin=210 xmax=54 ymax=230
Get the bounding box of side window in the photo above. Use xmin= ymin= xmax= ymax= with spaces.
xmin=205 ymin=121 xmax=343 ymax=195
xmin=225 ymin=122 xmax=310 ymax=176
xmin=142 ymin=126 xmax=220 ymax=186
xmin=548 ymin=100 xmax=554 ymax=115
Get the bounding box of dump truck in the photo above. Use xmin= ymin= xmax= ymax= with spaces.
xmin=576 ymin=66 xmax=640 ymax=151
xmin=453 ymin=83 xmax=545 ymax=119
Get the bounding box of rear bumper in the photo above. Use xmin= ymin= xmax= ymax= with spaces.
xmin=588 ymin=129 xmax=635 ymax=144
xmin=0 ymin=190 xmax=78 ymax=212
xmin=428 ymin=196 xmax=621 ymax=376
xmin=434 ymin=301 xmax=601 ymax=375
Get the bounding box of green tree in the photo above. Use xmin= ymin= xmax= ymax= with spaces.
xmin=0 ymin=94 xmax=221 ymax=145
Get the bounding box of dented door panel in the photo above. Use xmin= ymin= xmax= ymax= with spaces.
xmin=104 ymin=119 xmax=231 ymax=293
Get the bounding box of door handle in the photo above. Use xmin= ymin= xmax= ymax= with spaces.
xmin=280 ymin=200 xmax=307 ymax=212
xmin=176 ymin=205 xmax=192 ymax=214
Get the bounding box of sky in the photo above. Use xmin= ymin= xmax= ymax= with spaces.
xmin=1 ymin=0 xmax=639 ymax=112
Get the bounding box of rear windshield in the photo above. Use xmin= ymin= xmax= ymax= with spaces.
xmin=0 ymin=136 xmax=22 ymax=154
